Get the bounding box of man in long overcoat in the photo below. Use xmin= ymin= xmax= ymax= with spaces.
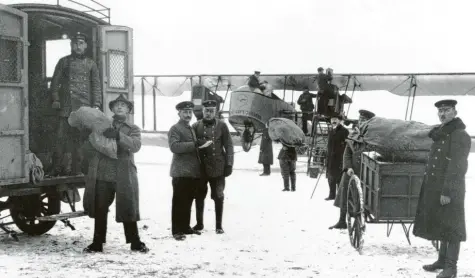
xmin=329 ymin=109 xmax=375 ymax=229
xmin=325 ymin=114 xmax=349 ymax=200
xmin=192 ymin=100 xmax=234 ymax=234
xmin=168 ymin=101 xmax=206 ymax=241
xmin=258 ymin=127 xmax=274 ymax=176
xmin=50 ymin=32 xmax=102 ymax=176
xmin=413 ymin=99 xmax=471 ymax=278
xmin=82 ymin=94 xmax=149 ymax=253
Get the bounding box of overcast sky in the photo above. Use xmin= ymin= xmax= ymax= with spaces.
xmin=4 ymin=0 xmax=475 ymax=75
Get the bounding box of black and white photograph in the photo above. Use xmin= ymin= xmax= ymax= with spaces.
xmin=0 ymin=0 xmax=473 ymax=277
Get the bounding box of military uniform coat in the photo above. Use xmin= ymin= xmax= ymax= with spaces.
xmin=193 ymin=119 xmax=234 ymax=178
xmin=326 ymin=124 xmax=349 ymax=180
xmin=297 ymin=92 xmax=318 ymax=112
xmin=258 ymin=128 xmax=274 ymax=165
xmin=83 ymin=119 xmax=142 ymax=222
xmin=333 ymin=138 xmax=368 ymax=210
xmin=413 ymin=118 xmax=471 ymax=242
xmin=168 ymin=120 xmax=202 ymax=178
xmin=50 ymin=53 xmax=102 ymax=117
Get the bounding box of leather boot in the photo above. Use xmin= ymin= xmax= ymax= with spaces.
xmin=260 ymin=164 xmax=270 ymax=176
xmin=437 ymin=241 xmax=460 ymax=278
xmin=193 ymin=199 xmax=205 ymax=231
xmin=329 ymin=208 xmax=347 ymax=229
xmin=215 ymin=200 xmax=224 ymax=234
xmin=83 ymin=241 xmax=103 ymax=253
xmin=423 ymin=241 xmax=447 ymax=271
xmin=290 ymin=173 xmax=296 ymax=191
xmin=282 ymin=177 xmax=290 ymax=191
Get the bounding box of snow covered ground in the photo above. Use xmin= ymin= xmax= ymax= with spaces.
xmin=0 ymin=143 xmax=473 ymax=278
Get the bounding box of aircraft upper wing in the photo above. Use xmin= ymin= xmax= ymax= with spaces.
xmin=134 ymin=73 xmax=475 ymax=97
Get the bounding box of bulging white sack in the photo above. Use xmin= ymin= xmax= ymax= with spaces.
xmin=68 ymin=107 xmax=118 ymax=159
xmin=268 ymin=117 xmax=306 ymax=147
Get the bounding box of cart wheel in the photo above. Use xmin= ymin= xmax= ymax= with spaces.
xmin=347 ymin=175 xmax=365 ymax=252
xmin=9 ymin=192 xmax=61 ymax=236
xmin=240 ymin=126 xmax=254 ymax=152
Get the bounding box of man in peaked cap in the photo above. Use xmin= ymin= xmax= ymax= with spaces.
xmin=248 ymin=70 xmax=265 ymax=93
xmin=358 ymin=109 xmax=375 ymax=122
xmin=168 ymin=101 xmax=207 ymax=240
xmin=192 ymin=100 xmax=234 ymax=234
xmin=413 ymin=99 xmax=470 ymax=278
xmin=315 ymin=67 xmax=332 ymax=116
xmin=330 ymin=109 xmax=375 ymax=229
xmin=50 ymin=31 xmax=101 ymax=176
xmin=82 ymin=94 xmax=149 ymax=253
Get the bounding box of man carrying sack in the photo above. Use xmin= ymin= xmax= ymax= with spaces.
xmin=82 ymin=94 xmax=149 ymax=253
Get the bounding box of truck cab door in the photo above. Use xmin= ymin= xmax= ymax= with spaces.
xmin=98 ymin=25 xmax=134 ymax=122
xmin=0 ymin=4 xmax=29 ymax=186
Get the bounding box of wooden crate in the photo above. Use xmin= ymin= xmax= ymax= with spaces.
xmin=360 ymin=152 xmax=425 ymax=222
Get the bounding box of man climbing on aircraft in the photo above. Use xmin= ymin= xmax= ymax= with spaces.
xmin=248 ymin=71 xmax=267 ymax=94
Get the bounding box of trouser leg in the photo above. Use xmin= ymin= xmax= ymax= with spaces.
xmin=423 ymin=241 xmax=447 ymax=271
xmin=263 ymin=164 xmax=270 ymax=174
xmin=279 ymin=160 xmax=290 ymax=190
xmin=183 ymin=180 xmax=196 ymax=231
xmin=441 ymin=241 xmax=460 ymax=276
xmin=93 ymin=180 xmax=116 ymax=244
xmin=289 ymin=161 xmax=296 ymax=191
xmin=171 ymin=178 xmax=185 ymax=235
xmin=123 ymin=221 xmax=140 ymax=244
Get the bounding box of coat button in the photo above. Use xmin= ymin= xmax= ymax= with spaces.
xmin=435 ymin=157 xmax=438 ymax=160
xmin=441 ymin=141 xmax=445 ymax=144
xmin=438 ymin=149 xmax=441 ymax=152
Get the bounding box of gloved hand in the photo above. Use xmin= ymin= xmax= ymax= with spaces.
xmin=224 ymin=165 xmax=233 ymax=177
xmin=52 ymin=101 xmax=61 ymax=109
xmin=103 ymin=128 xmax=119 ymax=139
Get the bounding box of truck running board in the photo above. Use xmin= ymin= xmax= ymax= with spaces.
xmin=37 ymin=211 xmax=86 ymax=222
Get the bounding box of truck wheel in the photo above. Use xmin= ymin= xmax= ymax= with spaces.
xmin=9 ymin=192 xmax=61 ymax=236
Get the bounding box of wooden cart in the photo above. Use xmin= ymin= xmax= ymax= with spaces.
xmin=345 ymin=152 xmax=428 ymax=252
